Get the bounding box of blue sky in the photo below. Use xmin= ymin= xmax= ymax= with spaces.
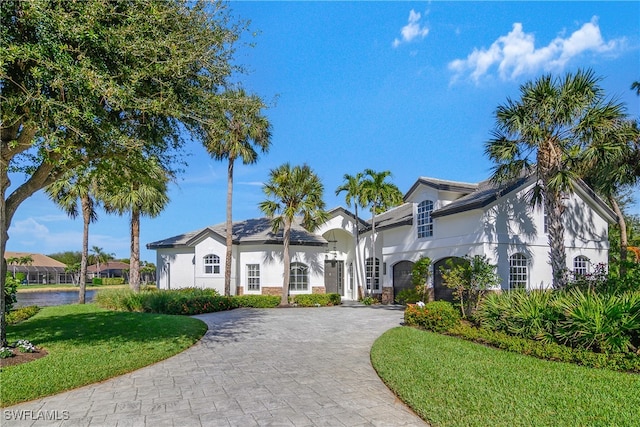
xmin=7 ymin=1 xmax=640 ymax=263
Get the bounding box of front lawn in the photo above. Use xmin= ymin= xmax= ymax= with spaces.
xmin=1 ymin=304 xmax=207 ymax=407
xmin=371 ymin=326 xmax=640 ymax=427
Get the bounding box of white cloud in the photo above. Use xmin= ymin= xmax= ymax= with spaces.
xmin=393 ymin=9 xmax=430 ymax=48
xmin=449 ymin=17 xmax=622 ymax=83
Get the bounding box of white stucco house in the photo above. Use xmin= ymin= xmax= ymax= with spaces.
xmin=147 ymin=174 xmax=616 ymax=303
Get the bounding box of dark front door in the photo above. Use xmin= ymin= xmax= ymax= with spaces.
xmin=393 ymin=261 xmax=415 ymax=302
xmin=324 ymin=260 xmax=344 ymax=295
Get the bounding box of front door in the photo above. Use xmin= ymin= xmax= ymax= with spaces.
xmin=324 ymin=260 xmax=344 ymax=295
xmin=393 ymin=261 xmax=415 ymax=303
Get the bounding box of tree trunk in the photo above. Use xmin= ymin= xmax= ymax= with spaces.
xmin=1 ymin=153 xmax=57 ymax=345
xmin=369 ymin=203 xmax=377 ymax=297
xmin=130 ymin=208 xmax=141 ymax=292
xmin=545 ymin=191 xmax=567 ymax=289
xmin=281 ymin=217 xmax=291 ymax=306
xmin=79 ymin=195 xmax=91 ymax=303
xmin=224 ymin=158 xmax=234 ymax=296
xmin=608 ymin=195 xmax=628 ymax=276
xmin=353 ymin=204 xmax=362 ymax=300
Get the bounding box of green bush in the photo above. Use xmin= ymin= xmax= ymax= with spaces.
xmin=4 ymin=274 xmax=19 ymax=312
xmin=95 ymin=287 xmax=236 ymax=315
xmin=234 ymin=295 xmax=281 ymax=308
xmin=447 ymin=322 xmax=640 ymax=373
xmin=101 ymin=277 xmax=125 ymax=286
xmin=92 ymin=278 xmax=103 ymax=285
xmin=476 ymin=289 xmax=640 ymax=355
xmin=395 ymin=288 xmax=423 ymax=305
xmin=6 ymin=306 xmax=40 ymax=324
xmin=292 ymin=293 xmax=341 ymax=307
xmin=554 ymin=289 xmax=640 ymax=353
xmin=404 ymin=301 xmax=460 ymax=333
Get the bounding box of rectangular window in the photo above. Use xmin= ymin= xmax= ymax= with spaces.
xmin=365 ymin=258 xmax=380 ymax=290
xmin=247 ymin=264 xmax=260 ymax=291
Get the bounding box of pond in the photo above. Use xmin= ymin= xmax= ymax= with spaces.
xmin=15 ymin=289 xmax=99 ymax=308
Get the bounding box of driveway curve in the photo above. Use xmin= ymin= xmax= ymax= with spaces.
xmin=6 ymin=304 xmax=427 ymax=426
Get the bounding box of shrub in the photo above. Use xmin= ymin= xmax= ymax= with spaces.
xmin=95 ymin=287 xmax=236 ymax=315
xmin=101 ymin=277 xmax=125 ymax=286
xmin=234 ymin=295 xmax=281 ymax=308
xmin=447 ymin=322 xmax=640 ymax=373
xmin=404 ymin=301 xmax=460 ymax=333
xmin=6 ymin=306 xmax=40 ymax=325
xmin=4 ymin=274 xmax=19 ymax=312
xmin=554 ymin=289 xmax=640 ymax=354
xmin=92 ymin=278 xmax=103 ymax=285
xmin=395 ymin=288 xmax=423 ymax=305
xmin=292 ymin=293 xmax=341 ymax=307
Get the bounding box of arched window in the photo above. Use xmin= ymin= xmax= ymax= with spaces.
xmin=573 ymin=256 xmax=590 ymax=276
xmin=204 ymin=254 xmax=220 ymax=274
xmin=289 ymin=262 xmax=308 ymax=291
xmin=417 ymin=200 xmax=434 ymax=238
xmin=509 ymin=253 xmax=527 ymax=290
xmin=365 ymin=257 xmax=380 ymax=290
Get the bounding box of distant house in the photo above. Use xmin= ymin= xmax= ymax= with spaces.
xmin=87 ymin=261 xmax=130 ymax=281
xmin=4 ymin=251 xmax=73 ymax=285
xmin=147 ymin=174 xmax=615 ymax=303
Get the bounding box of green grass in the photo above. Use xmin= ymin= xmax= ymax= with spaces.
xmin=371 ymin=327 xmax=640 ymax=427
xmin=1 ymin=304 xmax=207 ymax=407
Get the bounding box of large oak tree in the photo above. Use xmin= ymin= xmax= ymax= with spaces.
xmin=0 ymin=0 xmax=244 ymax=344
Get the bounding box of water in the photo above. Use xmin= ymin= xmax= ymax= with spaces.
xmin=15 ymin=289 xmax=99 ymax=308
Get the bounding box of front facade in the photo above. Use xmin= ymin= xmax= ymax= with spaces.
xmin=147 ymin=175 xmax=615 ymax=303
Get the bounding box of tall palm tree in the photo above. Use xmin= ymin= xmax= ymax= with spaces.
xmin=204 ymin=89 xmax=271 ymax=296
xmin=259 ymin=163 xmax=327 ymax=306
xmin=103 ymin=157 xmax=170 ymax=292
xmin=336 ymin=172 xmax=366 ymax=299
xmin=360 ymin=169 xmax=403 ymax=296
xmin=485 ymin=69 xmax=628 ymax=288
xmin=46 ymin=167 xmax=100 ymax=303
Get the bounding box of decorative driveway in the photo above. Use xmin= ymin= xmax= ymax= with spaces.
xmin=5 ymin=304 xmax=427 ymax=426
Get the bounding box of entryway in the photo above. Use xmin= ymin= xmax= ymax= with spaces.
xmin=324 ymin=259 xmax=344 ymax=295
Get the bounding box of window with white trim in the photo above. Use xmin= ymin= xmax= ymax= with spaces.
xmin=573 ymin=256 xmax=590 ymax=276
xmin=417 ymin=200 xmax=434 ymax=238
xmin=247 ymin=264 xmax=260 ymax=291
xmin=365 ymin=257 xmax=380 ymax=290
xmin=509 ymin=253 xmax=528 ymax=290
xmin=204 ymin=254 xmax=220 ymax=274
xmin=289 ymin=262 xmax=308 ymax=291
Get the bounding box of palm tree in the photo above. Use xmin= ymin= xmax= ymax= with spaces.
xmin=360 ymin=169 xmax=403 ymax=296
xmin=103 ymin=157 xmax=169 ymax=292
xmin=485 ymin=69 xmax=628 ymax=288
xmin=90 ymin=246 xmax=111 ymax=280
xmin=204 ymin=89 xmax=271 ymax=296
xmin=46 ymin=167 xmax=100 ymax=303
xmin=259 ymin=163 xmax=327 ymax=306
xmin=336 ymin=172 xmax=366 ymax=299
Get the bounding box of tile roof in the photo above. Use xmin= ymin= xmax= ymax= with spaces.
xmin=147 ymin=217 xmax=328 ymax=250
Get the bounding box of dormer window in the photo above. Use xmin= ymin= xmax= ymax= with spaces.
xmin=417 ymin=200 xmax=434 ymax=238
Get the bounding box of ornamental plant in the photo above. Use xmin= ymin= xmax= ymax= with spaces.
xmin=404 ymin=301 xmax=460 ymax=333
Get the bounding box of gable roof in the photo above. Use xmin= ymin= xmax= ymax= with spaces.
xmin=147 ymin=217 xmax=328 ymax=250
xmin=4 ymin=251 xmax=66 ymax=268
xmin=404 ymin=177 xmax=477 ymax=201
xmin=431 ymin=175 xmax=533 ymax=218
xmin=88 ymin=261 xmax=130 ymax=273
xmin=362 ymin=203 xmax=414 ymax=232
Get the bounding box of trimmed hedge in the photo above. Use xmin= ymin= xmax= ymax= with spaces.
xmin=6 ymin=306 xmax=41 ymax=325
xmin=292 ymin=293 xmax=342 ymax=307
xmin=404 ymin=301 xmax=460 ymax=333
xmin=447 ymin=322 xmax=640 ymax=373
xmin=95 ymin=288 xmax=237 ymax=315
xmin=234 ymin=295 xmax=281 ymax=308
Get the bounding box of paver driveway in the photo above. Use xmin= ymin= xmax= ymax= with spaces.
xmin=5 ymin=304 xmax=427 ymax=426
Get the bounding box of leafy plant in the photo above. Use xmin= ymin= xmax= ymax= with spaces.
xmin=439 ymin=255 xmax=501 ymax=317
xmin=361 ymin=296 xmax=377 ymax=305
xmin=404 ymin=301 xmax=460 ymax=333
xmin=6 ymin=306 xmax=40 ymax=325
xmin=234 ymin=295 xmax=281 ymax=308
xmin=292 ymin=293 xmax=341 ymax=307
xmin=4 ymin=274 xmax=19 ymax=313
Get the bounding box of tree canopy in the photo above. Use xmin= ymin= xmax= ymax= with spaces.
xmin=0 ymin=0 xmax=246 ymax=344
